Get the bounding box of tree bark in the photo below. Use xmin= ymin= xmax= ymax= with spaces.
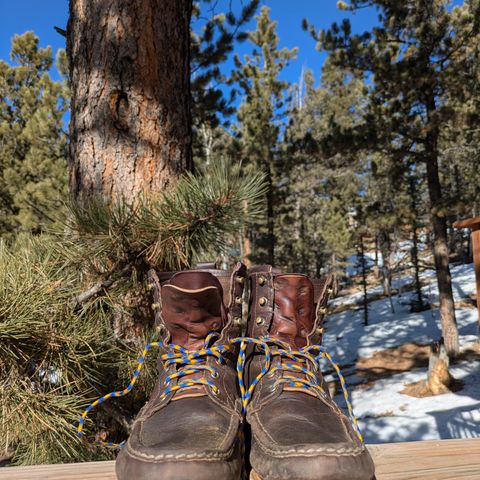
xmin=379 ymin=230 xmax=395 ymax=313
xmin=425 ymin=125 xmax=459 ymax=357
xmin=359 ymin=235 xmax=369 ymax=326
xmin=408 ymin=175 xmax=425 ymax=309
xmin=67 ymin=0 xmax=192 ymax=201
xmin=265 ymin=163 xmax=275 ymax=265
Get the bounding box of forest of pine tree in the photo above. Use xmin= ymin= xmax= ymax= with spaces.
xmin=1 ymin=0 xmax=479 ymax=467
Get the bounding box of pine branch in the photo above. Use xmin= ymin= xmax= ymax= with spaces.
xmin=71 ymin=264 xmax=132 ymax=306
xmin=54 ymin=26 xmax=67 ymax=37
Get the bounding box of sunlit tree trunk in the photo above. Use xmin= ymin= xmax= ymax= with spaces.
xmin=425 ymin=95 xmax=459 ymax=357
xmin=67 ymin=0 xmax=192 ymax=201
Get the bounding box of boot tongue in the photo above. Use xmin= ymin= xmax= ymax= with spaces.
xmin=271 ymin=274 xmax=315 ymax=349
xmin=161 ymin=272 xmax=227 ymax=350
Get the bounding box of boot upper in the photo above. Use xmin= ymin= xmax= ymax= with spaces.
xmin=117 ymin=265 xmax=246 ymax=480
xmin=244 ymin=266 xmax=375 ymax=480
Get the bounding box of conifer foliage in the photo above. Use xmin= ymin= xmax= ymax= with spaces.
xmin=305 ymin=0 xmax=480 ymax=355
xmin=2 ymin=0 xmax=480 ymax=466
xmin=0 ymin=162 xmax=266 ymax=465
xmin=0 ymin=32 xmax=69 ymax=236
xmin=232 ymin=6 xmax=297 ymax=264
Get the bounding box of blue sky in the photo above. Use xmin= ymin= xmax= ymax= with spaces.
xmin=0 ymin=0 xmax=379 ymax=85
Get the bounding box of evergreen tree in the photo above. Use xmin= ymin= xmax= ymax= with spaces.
xmin=191 ymin=0 xmax=260 ymax=146
xmin=363 ymin=153 xmax=409 ymax=313
xmin=307 ymin=0 xmax=480 ymax=355
xmin=278 ymin=62 xmax=365 ymax=281
xmin=0 ymin=32 xmax=69 ymax=235
xmin=1 ymin=162 xmax=266 ymax=466
xmin=232 ymin=6 xmax=297 ymax=265
xmin=0 ymin=1 xmax=266 ymax=466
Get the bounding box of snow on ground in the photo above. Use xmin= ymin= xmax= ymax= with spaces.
xmin=323 ymin=262 xmax=480 ymax=443
xmin=345 ymin=240 xmax=427 ymax=277
xmin=325 ymin=263 xmax=477 ymax=365
xmin=351 ymin=362 xmax=480 ymax=444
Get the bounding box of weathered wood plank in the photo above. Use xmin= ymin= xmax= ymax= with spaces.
xmin=0 ymin=460 xmax=117 ymax=479
xmin=1 ymin=438 xmax=479 ymax=479
xmin=371 ymin=438 xmax=480 ymax=479
xmin=453 ymin=216 xmax=480 ymax=229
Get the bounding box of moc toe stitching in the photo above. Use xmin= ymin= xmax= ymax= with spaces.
xmin=124 ymin=440 xmax=237 ymax=462
xmin=251 ymin=412 xmax=365 ymax=457
xmin=252 ymin=436 xmax=366 ymax=457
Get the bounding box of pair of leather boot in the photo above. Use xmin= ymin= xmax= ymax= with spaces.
xmin=115 ymin=263 xmax=375 ymax=480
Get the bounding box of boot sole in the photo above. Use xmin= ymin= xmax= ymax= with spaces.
xmin=250 ymin=470 xmax=376 ymax=480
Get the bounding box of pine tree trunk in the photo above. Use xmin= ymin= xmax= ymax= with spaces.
xmin=379 ymin=230 xmax=395 ymax=313
xmin=408 ymin=175 xmax=424 ymax=308
xmin=425 ymin=123 xmax=459 ymax=357
xmin=331 ymin=252 xmax=338 ymax=296
xmin=315 ymin=255 xmax=323 ymax=278
xmin=411 ymin=224 xmax=424 ymax=306
xmin=359 ymin=235 xmax=369 ymax=326
xmin=373 ymin=235 xmax=380 ymax=280
xmin=266 ymin=164 xmax=275 ymax=265
xmin=67 ymin=0 xmax=192 ymax=201
xmin=241 ymin=199 xmax=252 ymax=267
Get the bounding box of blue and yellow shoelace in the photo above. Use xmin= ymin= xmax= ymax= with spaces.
xmin=77 ymin=334 xmax=362 ymax=449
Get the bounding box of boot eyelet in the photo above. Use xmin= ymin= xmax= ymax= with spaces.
xmin=211 ymin=371 xmax=219 ymax=379
xmin=233 ymin=317 xmax=242 ymax=326
xmin=235 ymin=296 xmax=243 ymax=305
xmin=236 ymin=276 xmax=245 ymax=285
xmin=256 ymin=316 xmax=265 ymax=326
xmin=319 ymin=307 xmax=327 ymax=315
xmin=259 ymin=297 xmax=268 ymax=306
xmin=212 ymin=387 xmax=220 ymax=396
xmin=258 ymin=276 xmax=266 ymax=286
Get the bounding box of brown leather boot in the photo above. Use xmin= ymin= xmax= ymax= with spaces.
xmin=244 ymin=266 xmax=375 ymax=480
xmin=116 ymin=263 xmax=247 ymax=480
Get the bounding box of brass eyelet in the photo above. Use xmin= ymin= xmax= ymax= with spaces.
xmin=256 ymin=316 xmax=265 ymax=326
xmin=147 ymin=283 xmax=155 ymax=290
xmin=319 ymin=307 xmax=327 ymax=315
xmin=235 ymin=296 xmax=243 ymax=305
xmin=315 ymin=327 xmax=325 ymax=335
xmin=212 ymin=387 xmax=220 ymax=396
xmin=327 ymin=288 xmax=333 ymax=294
xmin=258 ymin=275 xmax=266 ymax=286
xmin=259 ymin=297 xmax=268 ymax=306
xmin=236 ymin=276 xmax=245 ymax=284
xmin=211 ymin=371 xmax=219 ymax=379
xmin=151 ymin=303 xmax=160 ymax=310
xmin=233 ymin=317 xmax=242 ymax=326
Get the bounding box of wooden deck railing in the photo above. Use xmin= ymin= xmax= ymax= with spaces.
xmin=0 ymin=438 xmax=479 ymax=480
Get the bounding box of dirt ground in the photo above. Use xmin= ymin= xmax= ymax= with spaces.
xmin=352 ymin=342 xmax=480 ymax=392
